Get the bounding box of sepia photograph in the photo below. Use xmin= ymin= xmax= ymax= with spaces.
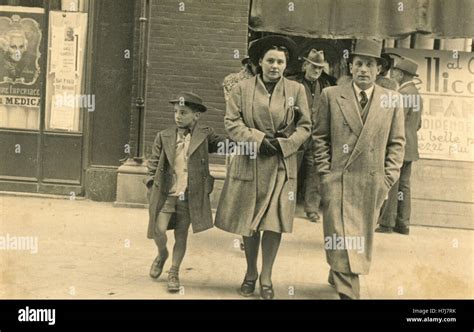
xmin=0 ymin=0 xmax=472 ymax=327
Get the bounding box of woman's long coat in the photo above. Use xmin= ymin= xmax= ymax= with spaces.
xmin=215 ymin=76 xmax=311 ymax=236
xmin=313 ymin=82 xmax=405 ymax=275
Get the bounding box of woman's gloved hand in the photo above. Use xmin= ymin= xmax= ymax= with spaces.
xmin=267 ymin=138 xmax=282 ymax=155
xmin=259 ymin=138 xmax=278 ymax=156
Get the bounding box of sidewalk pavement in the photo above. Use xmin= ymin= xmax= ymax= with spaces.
xmin=0 ymin=194 xmax=472 ymax=299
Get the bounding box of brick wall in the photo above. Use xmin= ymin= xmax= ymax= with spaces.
xmin=142 ymin=0 xmax=251 ymax=162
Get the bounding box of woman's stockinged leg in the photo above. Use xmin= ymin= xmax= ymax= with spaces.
xmin=242 ymin=232 xmax=260 ymax=280
xmin=260 ymin=231 xmax=282 ymax=286
xmin=154 ymin=213 xmax=172 ymax=259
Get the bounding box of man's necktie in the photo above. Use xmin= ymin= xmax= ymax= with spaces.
xmin=360 ymin=90 xmax=368 ymax=110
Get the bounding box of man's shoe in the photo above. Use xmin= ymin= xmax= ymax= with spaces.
xmin=167 ymin=273 xmax=180 ymax=293
xmin=339 ymin=293 xmax=353 ymax=300
xmin=149 ymin=251 xmax=168 ymax=279
xmin=375 ymin=225 xmax=393 ymax=233
xmin=306 ymin=212 xmax=320 ymax=223
xmin=328 ymin=271 xmax=335 ymax=287
xmin=394 ymin=226 xmax=410 ymax=235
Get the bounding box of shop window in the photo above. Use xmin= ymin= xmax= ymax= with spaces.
xmin=0 ymin=3 xmax=44 ymax=130
xmin=0 ymin=0 xmax=88 ymax=131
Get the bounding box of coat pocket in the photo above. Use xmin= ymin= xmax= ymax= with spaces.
xmin=230 ymin=155 xmax=254 ymax=181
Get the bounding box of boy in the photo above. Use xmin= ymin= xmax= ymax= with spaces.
xmin=145 ymin=92 xmax=224 ymax=293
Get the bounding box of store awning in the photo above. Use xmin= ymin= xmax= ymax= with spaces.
xmin=249 ymin=0 xmax=474 ymax=39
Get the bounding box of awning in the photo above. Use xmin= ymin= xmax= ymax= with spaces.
xmin=249 ymin=0 xmax=474 ymax=39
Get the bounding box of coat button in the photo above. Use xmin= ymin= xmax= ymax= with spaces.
xmin=343 ymin=121 xmax=348 ymax=126
xmin=370 ymin=147 xmax=374 ymax=152
xmin=369 ymin=170 xmax=376 ymax=176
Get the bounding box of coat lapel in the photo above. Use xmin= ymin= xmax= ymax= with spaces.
xmin=161 ymin=127 xmax=177 ymax=167
xmin=187 ymin=125 xmax=208 ymax=157
xmin=243 ymin=76 xmax=257 ymax=129
xmin=345 ymin=85 xmax=387 ymax=169
xmin=337 ymin=83 xmax=363 ymax=137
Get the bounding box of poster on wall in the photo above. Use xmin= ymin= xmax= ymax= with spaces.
xmin=386 ymin=48 xmax=474 ymax=162
xmin=0 ymin=6 xmax=44 ymax=130
xmin=47 ymin=11 xmax=88 ymax=132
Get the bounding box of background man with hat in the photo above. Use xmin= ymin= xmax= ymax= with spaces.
xmin=145 ymin=91 xmax=225 ymax=293
xmin=376 ymin=57 xmax=423 ymax=235
xmin=289 ymin=49 xmax=337 ymax=223
xmin=313 ymin=39 xmax=405 ymax=299
xmin=375 ymin=53 xmax=398 ymax=91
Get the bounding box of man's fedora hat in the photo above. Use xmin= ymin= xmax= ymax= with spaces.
xmin=393 ymin=57 xmax=419 ymax=77
xmin=248 ymin=35 xmax=297 ymax=65
xmin=348 ymin=39 xmax=387 ymax=67
xmin=169 ymin=92 xmax=207 ymax=112
xmin=302 ymin=49 xmax=326 ymax=67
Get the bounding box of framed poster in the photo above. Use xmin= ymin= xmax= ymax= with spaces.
xmin=45 ymin=10 xmax=88 ymax=132
xmin=0 ymin=6 xmax=44 ymax=129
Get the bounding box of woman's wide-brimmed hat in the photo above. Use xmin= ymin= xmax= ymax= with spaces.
xmin=348 ymin=39 xmax=387 ymax=67
xmin=248 ymin=35 xmax=297 ymax=65
xmin=169 ymin=91 xmax=207 ymax=112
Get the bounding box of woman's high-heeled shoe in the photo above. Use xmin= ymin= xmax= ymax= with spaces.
xmin=259 ymin=276 xmax=274 ymax=300
xmin=238 ymin=275 xmax=258 ymax=297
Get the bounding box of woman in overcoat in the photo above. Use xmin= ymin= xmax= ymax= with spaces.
xmin=215 ymin=36 xmax=311 ymax=299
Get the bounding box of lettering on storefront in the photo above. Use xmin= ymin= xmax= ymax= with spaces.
xmin=386 ymin=48 xmax=474 ymax=162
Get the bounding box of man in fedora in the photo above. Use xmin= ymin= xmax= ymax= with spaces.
xmin=289 ymin=49 xmax=336 ymax=223
xmin=145 ymin=91 xmax=224 ymax=293
xmin=376 ymin=57 xmax=423 ymax=235
xmin=313 ymin=39 xmax=405 ymax=299
xmin=375 ymin=53 xmax=398 ymax=91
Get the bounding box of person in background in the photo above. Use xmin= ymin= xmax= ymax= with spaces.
xmin=288 ymin=49 xmax=336 ymax=223
xmin=376 ymin=57 xmax=423 ymax=235
xmin=375 ymin=53 xmax=398 ymax=90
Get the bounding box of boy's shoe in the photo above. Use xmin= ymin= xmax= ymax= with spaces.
xmin=375 ymin=225 xmax=393 ymax=233
xmin=394 ymin=226 xmax=410 ymax=235
xmin=149 ymin=251 xmax=168 ymax=279
xmin=306 ymin=212 xmax=320 ymax=223
xmin=167 ymin=273 xmax=180 ymax=293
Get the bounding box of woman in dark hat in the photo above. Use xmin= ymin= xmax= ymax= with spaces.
xmin=215 ymin=35 xmax=311 ymax=299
